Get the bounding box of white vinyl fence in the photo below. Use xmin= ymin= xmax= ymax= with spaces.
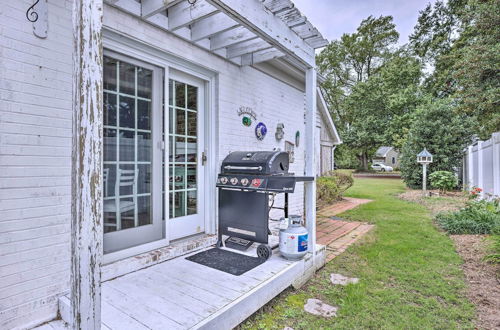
xmin=463 ymin=132 xmax=500 ymax=198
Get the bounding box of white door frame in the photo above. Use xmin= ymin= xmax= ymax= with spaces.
xmin=103 ymin=30 xmax=219 ymax=264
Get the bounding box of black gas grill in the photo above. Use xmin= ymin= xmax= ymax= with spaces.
xmin=216 ymin=151 xmax=313 ymax=259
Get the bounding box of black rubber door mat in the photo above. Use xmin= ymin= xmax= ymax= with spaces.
xmin=186 ymin=248 xmax=266 ymax=276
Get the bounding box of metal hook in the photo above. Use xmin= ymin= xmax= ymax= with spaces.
xmin=26 ymin=0 xmax=40 ymax=22
xmin=187 ymin=0 xmax=197 ymax=5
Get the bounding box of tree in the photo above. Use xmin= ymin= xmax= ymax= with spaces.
xmin=451 ymin=0 xmax=500 ymax=138
xmin=340 ymin=53 xmax=423 ymax=169
xmin=317 ymin=15 xmax=400 ymax=169
xmin=400 ymin=98 xmax=474 ymax=189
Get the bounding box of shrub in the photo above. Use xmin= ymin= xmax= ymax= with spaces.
xmin=435 ymin=199 xmax=500 ymax=234
xmin=400 ymin=98 xmax=474 ymax=188
xmin=429 ymin=171 xmax=458 ymax=192
xmin=317 ymin=171 xmax=354 ymax=204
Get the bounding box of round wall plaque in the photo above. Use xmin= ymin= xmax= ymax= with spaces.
xmin=295 ymin=131 xmax=300 ymax=147
xmin=242 ymin=116 xmax=252 ymax=127
xmin=255 ymin=122 xmax=267 ymax=140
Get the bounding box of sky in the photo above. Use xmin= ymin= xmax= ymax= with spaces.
xmin=292 ymin=0 xmax=438 ymax=45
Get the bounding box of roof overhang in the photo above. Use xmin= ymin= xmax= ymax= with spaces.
xmin=104 ymin=0 xmax=328 ymax=69
xmin=317 ymin=88 xmax=342 ymax=145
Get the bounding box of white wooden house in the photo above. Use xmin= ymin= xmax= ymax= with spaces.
xmin=0 ymin=1 xmax=334 ymax=329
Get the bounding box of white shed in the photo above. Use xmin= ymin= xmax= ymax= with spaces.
xmin=316 ymin=89 xmax=342 ymax=175
xmin=0 ymin=1 xmax=331 ymax=329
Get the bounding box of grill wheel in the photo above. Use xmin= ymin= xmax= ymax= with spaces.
xmin=257 ymin=244 xmax=272 ymax=260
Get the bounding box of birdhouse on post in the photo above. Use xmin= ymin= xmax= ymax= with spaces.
xmin=417 ymin=148 xmax=433 ymax=195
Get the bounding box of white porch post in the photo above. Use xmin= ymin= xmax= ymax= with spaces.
xmin=71 ymin=0 xmax=103 ymax=329
xmin=305 ymin=68 xmax=317 ymax=256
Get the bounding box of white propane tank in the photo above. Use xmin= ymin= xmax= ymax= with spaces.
xmin=279 ymin=215 xmax=308 ymax=260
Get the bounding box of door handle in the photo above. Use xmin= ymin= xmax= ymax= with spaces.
xmin=202 ymin=151 xmax=207 ymax=166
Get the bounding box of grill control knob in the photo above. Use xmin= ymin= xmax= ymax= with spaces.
xmin=220 ymin=177 xmax=228 ymax=184
xmin=241 ymin=178 xmax=249 ymax=186
xmin=230 ymin=177 xmax=238 ymax=185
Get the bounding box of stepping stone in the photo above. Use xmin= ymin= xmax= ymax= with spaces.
xmin=330 ymin=273 xmax=359 ymax=285
xmin=283 ymin=328 xmax=294 ymax=330
xmin=304 ymin=298 xmax=338 ymax=317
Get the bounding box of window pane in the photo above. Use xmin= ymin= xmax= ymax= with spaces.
xmin=104 ymin=93 xmax=117 ymax=127
xmin=174 ymin=137 xmax=186 ymax=162
xmin=187 ymin=85 xmax=197 ymax=110
xmin=118 ymin=165 xmax=134 ymax=196
xmin=103 ymin=128 xmax=117 ymax=162
xmin=138 ymin=164 xmax=151 ymax=194
xmin=175 ymin=82 xmax=185 ymax=108
xmin=138 ymin=196 xmax=152 ymax=226
xmin=103 ymin=57 xmax=117 ymax=91
xmin=187 ymin=165 xmax=196 ymax=189
xmin=187 ymin=138 xmax=197 ymax=163
xmin=173 ymin=164 xmax=186 ymax=190
xmin=187 ymin=190 xmax=197 ymax=215
xmin=137 ymin=100 xmax=151 ymax=130
xmin=120 ymin=197 xmax=136 ymax=230
xmin=137 ymin=67 xmax=152 ymax=99
xmin=187 ymin=110 xmax=197 ymax=136
xmin=103 ymin=164 xmax=116 ymax=198
xmin=137 ymin=132 xmax=151 ymax=162
xmin=119 ymin=130 xmax=135 ymax=162
xmin=169 ymin=107 xmax=174 ymax=134
xmin=169 ymin=80 xmax=174 ymax=106
xmin=119 ymin=61 xmax=135 ymax=96
xmin=119 ymin=96 xmax=135 ymax=129
xmin=176 ymin=108 xmax=186 ymax=136
xmin=173 ymin=191 xmax=186 ymax=218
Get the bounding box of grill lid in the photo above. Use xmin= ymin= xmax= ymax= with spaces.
xmin=221 ymin=151 xmax=289 ymax=175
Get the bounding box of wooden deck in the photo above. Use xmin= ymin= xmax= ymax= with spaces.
xmin=49 ymin=244 xmax=325 ymax=330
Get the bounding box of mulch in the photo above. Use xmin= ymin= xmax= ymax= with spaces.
xmin=451 ymin=235 xmax=500 ymax=330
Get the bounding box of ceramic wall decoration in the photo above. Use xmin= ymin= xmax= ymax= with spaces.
xmin=255 ymin=122 xmax=267 ymax=140
xmin=295 ymin=131 xmax=300 ymax=147
xmin=275 ymin=123 xmax=285 ymax=140
xmin=242 ymin=116 xmax=252 ymax=126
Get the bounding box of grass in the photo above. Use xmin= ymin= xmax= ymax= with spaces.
xmin=239 ymin=178 xmax=475 ymax=329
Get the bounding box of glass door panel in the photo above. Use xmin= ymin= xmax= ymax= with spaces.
xmin=103 ymin=53 xmax=163 ymax=254
xmin=165 ymin=73 xmax=205 ymax=240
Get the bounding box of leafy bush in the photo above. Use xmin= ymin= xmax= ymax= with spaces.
xmin=400 ymin=98 xmax=474 ymax=188
xmin=435 ymin=199 xmax=500 ymax=234
xmin=429 ymin=171 xmax=458 ymax=192
xmin=317 ymin=171 xmax=354 ymax=204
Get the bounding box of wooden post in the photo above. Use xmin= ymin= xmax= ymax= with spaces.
xmin=422 ymin=164 xmax=427 ymax=196
xmin=71 ymin=0 xmax=103 ymax=329
xmin=305 ymin=67 xmax=317 ymax=256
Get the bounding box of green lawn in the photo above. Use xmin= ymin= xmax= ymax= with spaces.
xmin=240 ymin=178 xmax=475 ymax=329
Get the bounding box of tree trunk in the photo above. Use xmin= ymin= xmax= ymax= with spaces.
xmin=71 ymin=0 xmax=103 ymax=328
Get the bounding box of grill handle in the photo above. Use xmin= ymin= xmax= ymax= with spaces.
xmin=223 ymin=165 xmax=263 ymax=171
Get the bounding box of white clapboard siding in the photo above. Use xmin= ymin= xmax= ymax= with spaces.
xmin=1 ymin=1 xmax=312 ymax=328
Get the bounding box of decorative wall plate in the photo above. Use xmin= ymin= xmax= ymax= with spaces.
xmin=255 ymin=122 xmax=267 ymax=140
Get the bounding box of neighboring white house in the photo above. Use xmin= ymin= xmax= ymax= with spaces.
xmin=0 ymin=1 xmax=334 ymax=329
xmin=463 ymin=132 xmax=500 ymax=198
xmin=373 ymin=146 xmax=400 ymax=168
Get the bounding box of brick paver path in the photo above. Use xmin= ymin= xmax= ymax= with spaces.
xmin=317 ymin=197 xmax=374 ymax=262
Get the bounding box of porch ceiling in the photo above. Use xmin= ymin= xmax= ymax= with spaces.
xmin=105 ymin=0 xmax=328 ymax=68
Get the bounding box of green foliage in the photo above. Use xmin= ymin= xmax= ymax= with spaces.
xmin=316 ymin=171 xmax=354 ymax=204
xmin=429 ymin=171 xmax=458 ymax=191
xmin=435 ymin=199 xmax=500 ymax=234
xmin=400 ymin=98 xmax=473 ymax=188
xmin=317 ymin=15 xmax=404 ymax=170
xmin=451 ymin=0 xmax=500 ymax=138
xmin=410 ymin=0 xmax=500 ymax=138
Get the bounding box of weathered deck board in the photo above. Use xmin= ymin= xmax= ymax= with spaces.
xmin=52 ymin=245 xmax=321 ymax=329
